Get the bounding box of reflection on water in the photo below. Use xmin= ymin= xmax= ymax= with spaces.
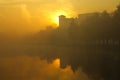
xmin=0 ymin=56 xmax=89 ymax=80
xmin=0 ymin=4 xmax=120 ymax=80
xmin=0 ymin=43 xmax=120 ymax=80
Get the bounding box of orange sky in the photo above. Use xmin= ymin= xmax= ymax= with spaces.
xmin=0 ymin=0 xmax=120 ymax=36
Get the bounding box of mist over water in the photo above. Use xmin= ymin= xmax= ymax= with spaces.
xmin=0 ymin=1 xmax=120 ymax=80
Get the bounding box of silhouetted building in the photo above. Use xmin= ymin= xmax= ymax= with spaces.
xmin=59 ymin=13 xmax=100 ymax=29
xmin=59 ymin=15 xmax=74 ymax=30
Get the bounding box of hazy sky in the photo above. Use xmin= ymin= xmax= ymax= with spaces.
xmin=0 ymin=0 xmax=120 ymax=35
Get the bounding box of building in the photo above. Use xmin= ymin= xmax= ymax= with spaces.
xmin=59 ymin=12 xmax=100 ymax=29
xmin=59 ymin=15 xmax=74 ymax=30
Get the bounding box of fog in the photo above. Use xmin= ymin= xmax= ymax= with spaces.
xmin=0 ymin=0 xmax=75 ymax=36
xmin=0 ymin=0 xmax=120 ymax=36
xmin=0 ymin=1 xmax=120 ymax=80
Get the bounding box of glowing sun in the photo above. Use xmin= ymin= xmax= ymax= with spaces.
xmin=51 ymin=10 xmax=68 ymax=26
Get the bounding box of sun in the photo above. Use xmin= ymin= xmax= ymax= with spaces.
xmin=53 ymin=58 xmax=60 ymax=68
xmin=51 ymin=10 xmax=68 ymax=26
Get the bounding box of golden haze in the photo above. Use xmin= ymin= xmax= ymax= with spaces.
xmin=0 ymin=0 xmax=120 ymax=36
